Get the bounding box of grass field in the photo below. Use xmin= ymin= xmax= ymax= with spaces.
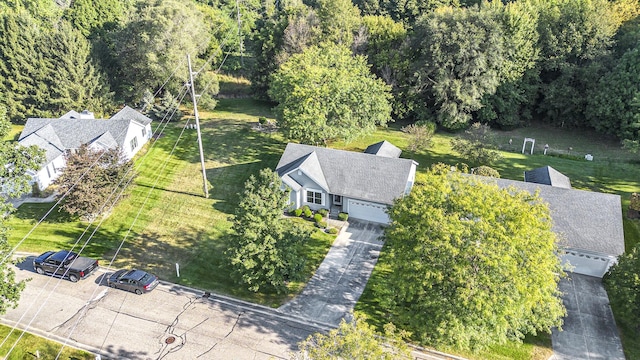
xmin=7 ymin=98 xmax=333 ymax=307
xmin=0 ymin=324 xmax=92 ymax=359
xmin=3 ymin=124 xmax=23 ymax=141
xmin=6 ymin=99 xmax=640 ymax=359
xmin=331 ymin=121 xmax=640 ymax=360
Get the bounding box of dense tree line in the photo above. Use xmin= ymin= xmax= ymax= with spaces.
xmin=0 ymin=0 xmax=241 ymax=122
xmin=4 ymin=0 xmax=640 ymax=145
xmin=250 ymin=0 xmax=640 ymax=145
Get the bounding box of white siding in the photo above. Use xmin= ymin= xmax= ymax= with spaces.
xmin=122 ymin=122 xmax=151 ymax=160
xmin=35 ymin=154 xmax=66 ymax=190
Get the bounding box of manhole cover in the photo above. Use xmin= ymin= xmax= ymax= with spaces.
xmin=165 ymin=336 xmax=176 ymax=344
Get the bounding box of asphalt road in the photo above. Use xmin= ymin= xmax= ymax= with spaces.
xmin=1 ymin=257 xmax=326 ymax=360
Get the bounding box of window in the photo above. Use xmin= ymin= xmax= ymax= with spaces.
xmin=142 ymin=127 xmax=147 ymax=138
xmin=130 ymin=136 xmax=138 ymax=151
xmin=306 ymin=190 xmax=322 ymax=205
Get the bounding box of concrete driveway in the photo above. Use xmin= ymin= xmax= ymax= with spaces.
xmin=278 ymin=220 xmax=384 ymax=326
xmin=551 ymin=273 xmax=625 ymax=360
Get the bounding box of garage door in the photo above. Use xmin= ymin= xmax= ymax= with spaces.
xmin=347 ymin=199 xmax=389 ymax=224
xmin=561 ymin=250 xmax=613 ymax=278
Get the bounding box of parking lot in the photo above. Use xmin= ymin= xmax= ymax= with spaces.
xmin=1 ymin=257 xmax=320 ymax=359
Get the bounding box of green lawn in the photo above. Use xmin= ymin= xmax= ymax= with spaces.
xmin=3 ymin=124 xmax=23 ymax=141
xmin=0 ymin=324 xmax=92 ymax=359
xmin=6 ymin=101 xmax=640 ymax=359
xmin=335 ymin=122 xmax=640 ymax=359
xmin=7 ymin=98 xmax=334 ymax=307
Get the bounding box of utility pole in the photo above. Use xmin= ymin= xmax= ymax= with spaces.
xmin=187 ymin=54 xmax=209 ymax=198
xmin=236 ymin=0 xmax=243 ymax=66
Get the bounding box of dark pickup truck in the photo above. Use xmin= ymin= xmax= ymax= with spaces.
xmin=33 ymin=250 xmax=99 ymax=282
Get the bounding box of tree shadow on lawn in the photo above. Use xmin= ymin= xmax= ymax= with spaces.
xmin=10 ymin=202 xmax=76 ymax=223
xmin=51 ymin=224 xmax=135 ymax=260
xmin=208 ymin=162 xmax=274 ymax=215
xmin=100 ymin=227 xmax=257 ymax=300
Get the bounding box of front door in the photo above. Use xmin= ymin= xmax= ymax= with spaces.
xmin=333 ymin=195 xmax=342 ymax=205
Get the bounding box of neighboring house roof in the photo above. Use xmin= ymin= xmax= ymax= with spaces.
xmin=111 ymin=105 xmax=153 ymax=126
xmin=364 ymin=140 xmax=402 ymax=158
xmin=18 ymin=107 xmax=151 ymax=163
xmin=524 ymin=166 xmax=572 ymax=189
xmin=60 ymin=109 xmax=95 ymax=119
xmin=20 ymin=118 xmax=132 ymax=151
xmin=484 ymin=176 xmax=624 ymax=257
xmin=276 ymin=143 xmax=417 ymax=205
xmin=17 ymin=124 xmax=65 ymax=163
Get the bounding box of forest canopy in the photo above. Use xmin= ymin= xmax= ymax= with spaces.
xmin=1 ymin=0 xmax=640 ymax=143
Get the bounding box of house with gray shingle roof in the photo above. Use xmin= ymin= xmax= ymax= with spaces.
xmin=18 ymin=106 xmax=152 ymax=191
xmin=276 ymin=142 xmax=418 ymax=224
xmin=481 ymin=175 xmax=624 ymax=278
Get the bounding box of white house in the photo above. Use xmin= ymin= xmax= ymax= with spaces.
xmin=18 ymin=106 xmax=153 ymax=191
xmin=276 ymin=141 xmax=418 ymax=224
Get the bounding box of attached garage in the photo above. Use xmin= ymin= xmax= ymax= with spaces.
xmin=346 ymin=199 xmax=389 ymax=224
xmin=561 ymin=250 xmax=615 ymax=278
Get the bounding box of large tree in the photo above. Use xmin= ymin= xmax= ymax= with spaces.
xmin=54 ymin=145 xmax=135 ymax=221
xmin=604 ymin=243 xmax=640 ymax=333
xmin=352 ymin=0 xmax=461 ymax=26
xmin=378 ymin=165 xmax=565 ymax=349
xmin=110 ymin=0 xmax=210 ymax=101
xmin=226 ymin=168 xmax=311 ymax=294
xmin=295 ymin=312 xmax=412 ymax=360
xmin=586 ymin=46 xmax=640 ymax=142
xmin=42 ymin=21 xmax=112 ymax=117
xmin=269 ymin=43 xmax=392 ymax=145
xmin=63 ymin=0 xmax=132 ymax=38
xmin=411 ymin=5 xmax=506 ymax=130
xmin=533 ymin=0 xmax=619 ymax=128
xmin=0 ymin=101 xmax=45 ymax=197
xmin=0 ymin=10 xmax=50 ymax=122
xmin=0 ymin=103 xmax=44 ymax=314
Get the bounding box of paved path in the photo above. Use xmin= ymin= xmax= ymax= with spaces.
xmin=551 ymin=273 xmax=625 ymax=360
xmin=278 ymin=220 xmax=384 ymax=325
xmin=6 ymin=193 xmax=56 ymax=208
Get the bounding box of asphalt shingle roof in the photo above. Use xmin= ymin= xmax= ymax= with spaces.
xmin=18 ymin=106 xmax=151 ymax=164
xmin=484 ymin=176 xmax=624 ymax=256
xmin=364 ymin=140 xmax=402 ymax=158
xmin=111 ymin=106 xmax=152 ymax=126
xmin=17 ymin=124 xmax=65 ymax=163
xmin=276 ymin=143 xmax=417 ymax=205
xmin=524 ymin=166 xmax=572 ymax=189
xmin=20 ymin=118 xmax=131 ymax=149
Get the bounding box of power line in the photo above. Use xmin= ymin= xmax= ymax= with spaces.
xmin=57 ymin=46 xmax=242 ymax=358
xmin=1 ymin=88 xmax=190 ymax=356
xmin=3 ymin=6 xmax=264 ymax=356
xmin=54 ymin=92 xmax=194 ymax=359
